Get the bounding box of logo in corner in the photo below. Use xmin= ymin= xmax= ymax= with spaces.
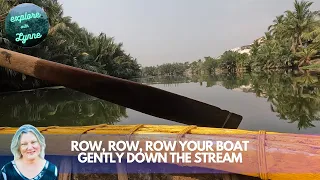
xmin=5 ymin=3 xmax=50 ymax=47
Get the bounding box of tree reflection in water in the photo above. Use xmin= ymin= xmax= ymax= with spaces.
xmin=0 ymin=88 xmax=127 ymax=127
xmin=138 ymin=70 xmax=320 ymax=130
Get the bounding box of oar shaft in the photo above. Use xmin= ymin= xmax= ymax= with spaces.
xmin=0 ymin=48 xmax=242 ymax=128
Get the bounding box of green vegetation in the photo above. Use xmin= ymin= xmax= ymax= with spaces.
xmin=301 ymin=63 xmax=320 ymax=69
xmin=0 ymin=88 xmax=127 ymax=126
xmin=0 ymin=70 xmax=318 ymax=130
xmin=139 ymin=70 xmax=320 ymax=130
xmin=0 ymin=0 xmax=141 ymax=92
xmin=0 ymin=0 xmax=319 ymax=131
xmin=142 ymin=0 xmax=320 ymax=77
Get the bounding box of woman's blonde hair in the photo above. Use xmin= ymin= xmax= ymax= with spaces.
xmin=10 ymin=124 xmax=46 ymax=160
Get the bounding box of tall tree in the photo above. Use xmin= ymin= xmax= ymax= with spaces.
xmin=283 ymin=0 xmax=320 ymax=53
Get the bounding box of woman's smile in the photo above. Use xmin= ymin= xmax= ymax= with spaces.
xmin=26 ymin=151 xmax=36 ymax=155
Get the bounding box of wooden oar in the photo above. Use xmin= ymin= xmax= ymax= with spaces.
xmin=0 ymin=48 xmax=242 ymax=128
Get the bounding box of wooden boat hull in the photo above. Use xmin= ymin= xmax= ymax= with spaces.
xmin=0 ymin=124 xmax=318 ymax=180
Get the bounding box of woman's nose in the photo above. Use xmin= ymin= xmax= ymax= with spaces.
xmin=26 ymin=143 xmax=33 ymax=149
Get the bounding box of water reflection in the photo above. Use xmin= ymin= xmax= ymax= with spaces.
xmin=0 ymin=70 xmax=319 ymax=132
xmin=138 ymin=70 xmax=320 ymax=131
xmin=0 ymin=88 xmax=127 ymax=127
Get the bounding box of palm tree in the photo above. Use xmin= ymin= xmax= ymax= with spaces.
xmin=302 ymin=25 xmax=320 ymax=50
xmin=0 ymin=0 xmax=142 ymax=92
xmin=283 ymin=0 xmax=320 ymax=53
xmin=268 ymin=15 xmax=286 ymax=39
xmin=294 ymin=46 xmax=318 ymax=67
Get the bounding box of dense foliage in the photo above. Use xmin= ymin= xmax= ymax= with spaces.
xmin=0 ymin=0 xmax=141 ymax=91
xmin=142 ymin=0 xmax=320 ymax=77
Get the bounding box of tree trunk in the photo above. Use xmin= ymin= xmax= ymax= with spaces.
xmin=299 ymin=35 xmax=303 ymax=47
xmin=291 ymin=38 xmax=296 ymax=53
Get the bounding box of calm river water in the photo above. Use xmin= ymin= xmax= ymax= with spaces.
xmin=0 ymin=71 xmax=319 ymax=134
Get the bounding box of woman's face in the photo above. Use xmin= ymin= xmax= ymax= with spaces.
xmin=19 ymin=132 xmax=41 ymax=160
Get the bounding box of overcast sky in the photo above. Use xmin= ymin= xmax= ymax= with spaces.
xmin=57 ymin=0 xmax=320 ymax=66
